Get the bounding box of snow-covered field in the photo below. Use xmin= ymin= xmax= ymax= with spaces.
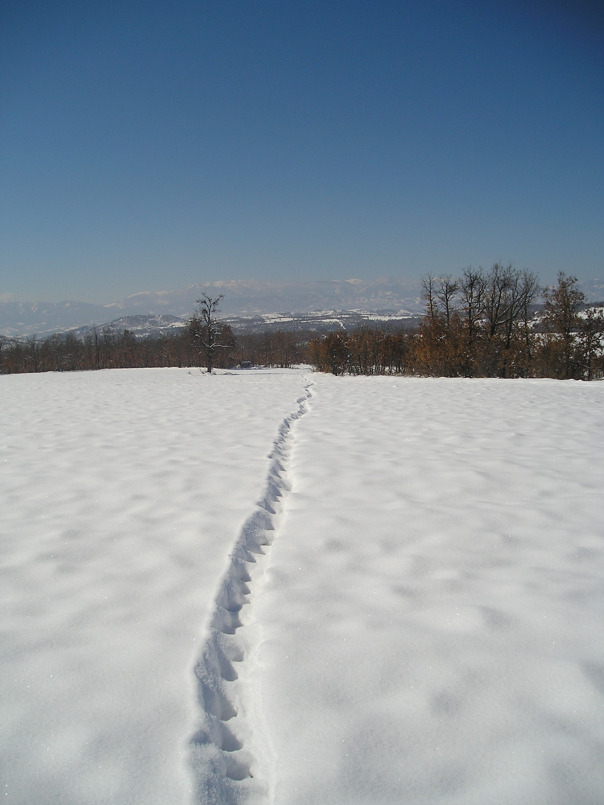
xmin=1 ymin=368 xmax=603 ymax=804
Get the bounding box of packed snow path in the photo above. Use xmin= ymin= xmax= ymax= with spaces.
xmin=0 ymin=368 xmax=309 ymax=804
xmin=1 ymin=369 xmax=604 ymax=805
xmin=189 ymin=381 xmax=312 ymax=803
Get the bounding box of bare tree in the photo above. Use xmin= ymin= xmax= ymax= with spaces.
xmin=502 ymin=268 xmax=540 ymax=376
xmin=435 ymin=275 xmax=459 ymax=327
xmin=481 ymin=264 xmax=540 ymax=377
xmin=188 ymin=293 xmax=230 ymax=373
xmin=422 ymin=275 xmax=438 ymax=322
xmin=458 ymin=267 xmax=487 ymax=375
xmin=483 ymin=263 xmax=513 ymax=341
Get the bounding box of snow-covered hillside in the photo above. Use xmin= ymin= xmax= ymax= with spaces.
xmin=1 ymin=369 xmax=603 ymax=804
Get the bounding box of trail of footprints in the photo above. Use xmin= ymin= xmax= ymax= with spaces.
xmin=189 ymin=381 xmax=312 ymax=804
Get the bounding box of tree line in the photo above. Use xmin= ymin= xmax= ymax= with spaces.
xmin=2 ymin=271 xmax=602 ymax=379
xmin=0 ymin=318 xmax=311 ymax=377
xmin=309 ymin=268 xmax=604 ymax=380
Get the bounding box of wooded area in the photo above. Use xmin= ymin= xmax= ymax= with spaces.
xmin=0 ymin=324 xmax=311 ymax=374
xmin=310 ymin=269 xmax=604 ymax=380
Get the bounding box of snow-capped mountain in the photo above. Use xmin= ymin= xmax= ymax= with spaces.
xmin=2 ymin=276 xmax=602 ymax=339
xmin=102 ymin=277 xmax=424 ymax=318
xmin=0 ymin=278 xmax=424 ymax=337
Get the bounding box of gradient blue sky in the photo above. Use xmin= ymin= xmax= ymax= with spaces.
xmin=2 ymin=0 xmax=603 ymax=304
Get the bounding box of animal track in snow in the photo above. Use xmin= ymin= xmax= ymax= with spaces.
xmin=189 ymin=380 xmax=313 ymax=804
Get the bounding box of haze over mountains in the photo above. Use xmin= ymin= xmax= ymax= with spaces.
xmin=2 ymin=276 xmax=603 ymax=339
xmin=0 ymin=278 xmax=425 ymax=337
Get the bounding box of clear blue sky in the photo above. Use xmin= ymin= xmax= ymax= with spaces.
xmin=1 ymin=0 xmax=603 ymax=304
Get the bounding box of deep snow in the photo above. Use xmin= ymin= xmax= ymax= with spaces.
xmin=258 ymin=376 xmax=604 ymax=805
xmin=1 ymin=368 xmax=603 ymax=804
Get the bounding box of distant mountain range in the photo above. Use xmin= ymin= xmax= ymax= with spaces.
xmin=0 ymin=278 xmax=424 ymax=338
xmin=1 ymin=276 xmax=603 ymax=339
